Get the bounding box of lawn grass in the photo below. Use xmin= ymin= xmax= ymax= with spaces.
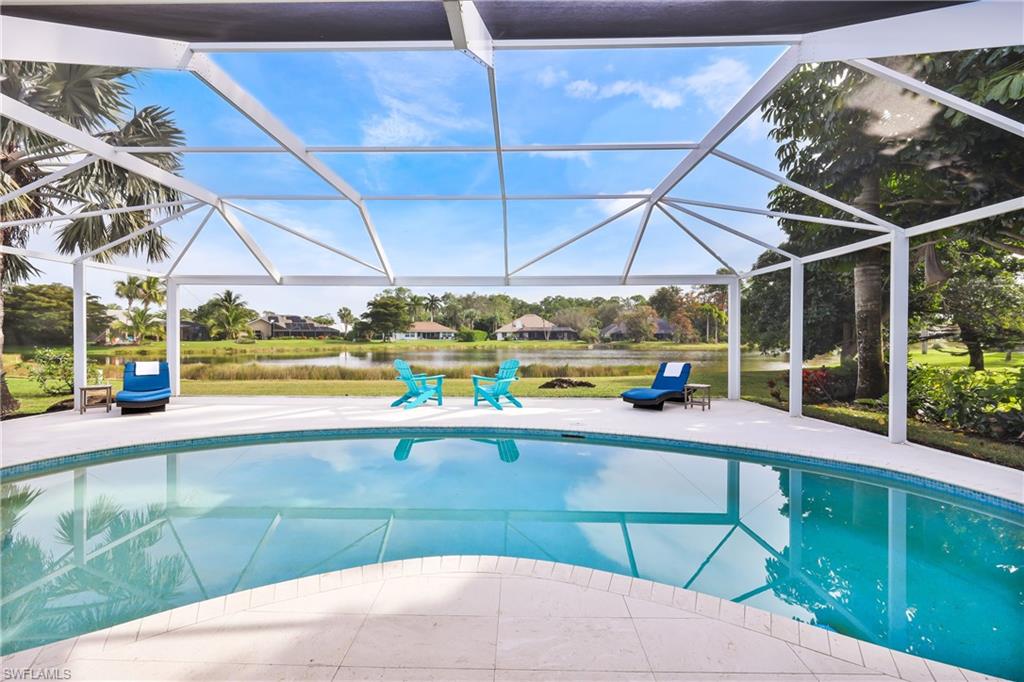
xmin=908 ymin=342 xmax=1022 ymax=370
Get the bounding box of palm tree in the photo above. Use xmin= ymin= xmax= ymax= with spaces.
xmin=211 ymin=305 xmax=253 ymax=340
xmin=1 ymin=62 xmax=183 ymax=416
xmin=136 ymin=276 xmax=166 ymax=310
xmin=407 ymin=295 xmax=426 ymax=321
xmin=337 ymin=306 xmax=356 ymax=331
xmin=125 ymin=307 xmax=164 ymax=343
xmin=214 ymin=290 xmax=245 ymax=309
xmin=113 ymin=276 xmax=143 ymax=310
xmin=425 ymin=294 xmax=442 ymax=322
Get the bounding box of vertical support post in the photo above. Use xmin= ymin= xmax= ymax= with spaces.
xmin=727 ymin=277 xmax=741 ymax=400
xmin=888 ymin=230 xmax=909 ymax=443
xmin=166 ymin=278 xmax=181 ymax=396
xmin=73 ymin=469 xmax=87 ymax=564
xmin=788 ymin=469 xmax=803 ymax=577
xmin=888 ymin=489 xmax=908 ymax=649
xmin=789 ymin=260 xmax=804 ymax=417
xmin=72 ymin=261 xmax=87 ymax=411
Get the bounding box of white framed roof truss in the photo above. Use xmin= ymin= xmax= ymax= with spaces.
xmin=2 ymin=1 xmax=1023 ymax=440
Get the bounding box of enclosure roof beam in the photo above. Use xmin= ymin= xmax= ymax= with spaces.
xmin=799 ymin=1 xmax=1024 ymax=63
xmin=905 ymin=196 xmax=1024 ymax=238
xmin=225 ymin=201 xmax=385 ymax=273
xmin=655 ymin=203 xmax=737 ymax=275
xmin=509 ymin=200 xmax=646 ymax=276
xmin=74 ymin=202 xmax=204 ymax=262
xmin=169 ymin=273 xmax=736 ymax=287
xmin=186 ymin=53 xmax=395 ymax=282
xmin=444 ymin=0 xmax=493 ymax=68
xmin=649 ymin=46 xmax=801 ymax=203
xmin=845 ymin=58 xmax=1024 ymax=139
xmin=0 ymin=155 xmax=98 ymax=205
xmin=0 ymin=200 xmax=190 ymax=229
xmin=0 ymin=245 xmax=165 ymax=277
xmin=115 ymin=142 xmax=701 ymax=154
xmin=664 ymin=197 xmax=887 ymax=233
xmin=711 ymin=150 xmax=898 ymax=230
xmin=739 ymin=261 xmax=792 ymax=279
xmin=662 ymin=200 xmax=798 ymax=260
xmin=166 ymin=206 xmax=216 ymax=276
xmin=0 ymin=15 xmax=191 ymax=69
xmin=799 ymin=233 xmax=894 ymax=265
xmin=620 ymin=201 xmax=655 ymax=284
xmin=0 ymin=94 xmax=282 ymax=282
xmin=224 ymin=193 xmax=652 ymax=202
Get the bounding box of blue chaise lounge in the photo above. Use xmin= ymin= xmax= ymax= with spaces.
xmin=620 ymin=362 xmax=692 ymax=410
xmin=117 ymin=361 xmax=172 ymax=413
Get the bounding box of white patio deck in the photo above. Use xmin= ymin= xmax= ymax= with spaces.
xmin=2 ymin=396 xmax=1020 ymax=503
xmin=2 ymin=557 xmax=1003 ymax=682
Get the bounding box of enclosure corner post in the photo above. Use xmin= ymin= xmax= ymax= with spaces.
xmin=888 ymin=230 xmax=909 ymax=443
xmin=789 ymin=260 xmax=804 ymax=417
xmin=72 ymin=261 xmax=88 ymax=410
xmin=166 ymin=278 xmax=181 ymax=396
xmin=727 ymin=276 xmax=741 ymax=400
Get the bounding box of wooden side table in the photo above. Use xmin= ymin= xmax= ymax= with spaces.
xmin=685 ymin=383 xmax=711 ymax=411
xmin=79 ymin=384 xmax=113 ymax=414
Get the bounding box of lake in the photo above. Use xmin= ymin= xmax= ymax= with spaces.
xmin=161 ymin=348 xmax=794 ymax=372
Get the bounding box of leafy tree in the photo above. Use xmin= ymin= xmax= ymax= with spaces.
xmin=361 ymin=295 xmax=411 ymax=340
xmin=669 ymin=310 xmax=699 ymax=343
xmin=336 ymin=306 xmax=357 ymax=329
xmin=620 ymin=305 xmax=658 ymax=342
xmin=649 ymin=286 xmax=684 ymax=322
xmin=552 ymin=307 xmax=596 ymax=334
xmin=1 ymin=62 xmax=183 ymax=415
xmin=2 ymin=283 xmax=111 ymax=346
xmin=595 ymin=300 xmax=625 ymax=329
xmin=939 ymin=253 xmax=1024 ymax=370
xmin=311 ymin=314 xmax=335 ymax=326
xmin=756 ymin=48 xmax=1024 ymax=396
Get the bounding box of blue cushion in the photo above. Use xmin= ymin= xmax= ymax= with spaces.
xmin=651 ymin=362 xmax=691 ymax=391
xmin=123 ymin=362 xmax=171 ymax=393
xmin=621 ymin=387 xmax=679 ymax=401
xmin=116 ymin=388 xmax=171 ymax=403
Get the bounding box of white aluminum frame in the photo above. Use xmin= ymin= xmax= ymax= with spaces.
xmin=2 ymin=0 xmax=1020 ymax=442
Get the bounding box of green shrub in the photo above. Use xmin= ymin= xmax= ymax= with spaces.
xmin=457 ymin=329 xmax=488 ymax=342
xmin=766 ymin=364 xmax=856 ymax=404
xmin=28 ymin=347 xmax=76 ymax=395
xmin=908 ymin=365 xmax=1023 ymax=443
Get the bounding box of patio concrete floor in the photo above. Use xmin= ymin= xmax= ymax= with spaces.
xmin=1 ymin=556 xmax=1001 ymax=682
xmin=2 ymin=396 xmax=1021 ymax=502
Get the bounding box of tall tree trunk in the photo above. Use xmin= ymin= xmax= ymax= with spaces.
xmin=0 ymin=251 xmax=21 ymax=417
xmin=852 ymin=171 xmax=888 ymax=399
xmin=960 ymin=325 xmax=985 ymax=371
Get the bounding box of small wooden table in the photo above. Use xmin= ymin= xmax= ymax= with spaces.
xmin=79 ymin=384 xmax=113 ymax=414
xmin=685 ymin=383 xmax=711 ymax=411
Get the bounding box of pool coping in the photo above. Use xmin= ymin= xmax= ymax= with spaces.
xmin=2 ymin=556 xmax=1006 ymax=681
xmin=3 ymin=423 xmax=1022 ymax=519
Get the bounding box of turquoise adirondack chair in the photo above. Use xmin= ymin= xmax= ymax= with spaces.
xmin=391 ymin=359 xmax=445 ymax=409
xmin=393 ymin=437 xmax=443 ymax=461
xmin=472 ymin=437 xmax=521 ymax=462
xmin=472 ymin=359 xmax=522 ymax=410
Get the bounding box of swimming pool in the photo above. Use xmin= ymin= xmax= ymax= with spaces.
xmin=2 ymin=430 xmax=1021 ymax=678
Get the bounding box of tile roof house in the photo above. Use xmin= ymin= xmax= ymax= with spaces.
xmin=391 ymin=320 xmax=458 ymax=341
xmin=247 ymin=314 xmax=342 ymax=340
xmin=494 ymin=314 xmax=578 ymax=341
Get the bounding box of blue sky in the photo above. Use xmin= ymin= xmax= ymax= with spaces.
xmin=27 ymin=45 xmax=801 ymax=315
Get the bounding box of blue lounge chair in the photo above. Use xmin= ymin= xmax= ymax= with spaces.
xmin=620 ymin=362 xmax=692 ymax=411
xmin=116 ymin=361 xmax=171 ymax=413
xmin=472 ymin=359 xmax=522 ymax=410
xmin=390 ymin=359 xmax=445 ymax=409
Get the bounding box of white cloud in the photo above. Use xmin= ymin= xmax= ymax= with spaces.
xmin=670 ymin=57 xmax=754 ymax=114
xmin=599 ymin=188 xmax=652 ymax=217
xmin=565 ymin=79 xmax=599 ymax=98
xmin=526 ymin=149 xmax=593 ymax=166
xmin=560 ymin=57 xmax=755 ymax=116
xmin=343 ymin=54 xmax=487 ymax=146
xmin=536 ymin=65 xmax=568 ymax=88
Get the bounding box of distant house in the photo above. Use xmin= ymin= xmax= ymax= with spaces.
xmin=494 ymin=314 xmax=578 ymax=341
xmin=391 ymin=321 xmax=457 ymax=341
xmin=180 ymin=320 xmax=210 ymax=342
xmin=601 ymin=318 xmax=676 ymax=341
xmin=247 ymin=313 xmax=342 ymax=340
xmin=92 ymin=309 xmax=132 ymax=345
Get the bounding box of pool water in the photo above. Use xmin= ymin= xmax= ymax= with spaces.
xmin=1 ymin=433 xmax=1021 ymax=677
